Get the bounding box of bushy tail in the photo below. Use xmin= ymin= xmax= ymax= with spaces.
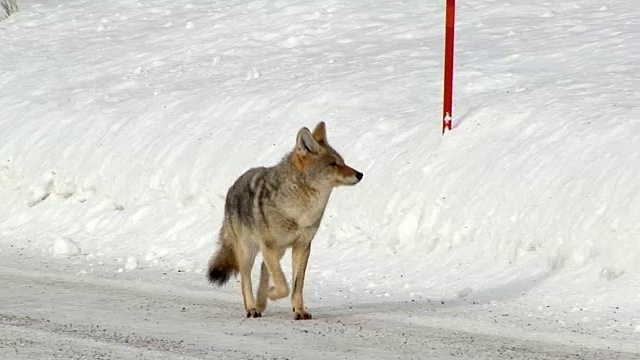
xmin=207 ymin=228 xmax=238 ymax=286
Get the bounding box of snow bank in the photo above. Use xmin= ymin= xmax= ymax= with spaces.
xmin=0 ymin=0 xmax=638 ymax=306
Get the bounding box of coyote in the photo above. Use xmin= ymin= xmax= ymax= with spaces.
xmin=207 ymin=122 xmax=363 ymax=320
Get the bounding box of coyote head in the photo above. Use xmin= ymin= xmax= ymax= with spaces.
xmin=292 ymin=122 xmax=363 ymax=188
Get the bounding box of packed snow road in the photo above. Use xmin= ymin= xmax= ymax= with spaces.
xmin=0 ymin=251 xmax=636 ymax=360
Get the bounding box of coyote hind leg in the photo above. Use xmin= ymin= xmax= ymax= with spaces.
xmin=237 ymin=242 xmax=260 ymax=318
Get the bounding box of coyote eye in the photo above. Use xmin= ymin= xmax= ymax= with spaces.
xmin=329 ymin=161 xmax=338 ymax=167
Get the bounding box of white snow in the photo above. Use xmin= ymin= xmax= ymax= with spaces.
xmin=125 ymin=256 xmax=139 ymax=271
xmin=52 ymin=237 xmax=81 ymax=257
xmin=176 ymin=258 xmax=199 ymax=273
xmin=0 ymin=0 xmax=639 ymax=356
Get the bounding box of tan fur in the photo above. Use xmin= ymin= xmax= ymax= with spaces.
xmin=292 ymin=152 xmax=315 ymax=172
xmin=207 ymin=226 xmax=239 ymax=285
xmin=207 ymin=122 xmax=363 ymax=320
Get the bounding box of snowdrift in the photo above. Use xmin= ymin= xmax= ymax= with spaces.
xmin=1 ymin=0 xmax=638 ymax=305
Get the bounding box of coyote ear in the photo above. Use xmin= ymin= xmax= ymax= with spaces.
xmin=312 ymin=121 xmax=327 ymax=144
xmin=296 ymin=127 xmax=321 ymax=155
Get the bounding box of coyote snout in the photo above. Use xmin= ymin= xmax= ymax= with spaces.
xmin=337 ymin=165 xmax=363 ymax=186
xmin=207 ymin=122 xmax=362 ymax=320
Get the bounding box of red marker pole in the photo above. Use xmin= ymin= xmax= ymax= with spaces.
xmin=442 ymin=0 xmax=455 ymax=135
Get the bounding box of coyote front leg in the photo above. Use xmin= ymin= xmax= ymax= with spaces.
xmin=291 ymin=241 xmax=312 ymax=320
xmin=256 ymin=262 xmax=270 ymax=313
xmin=261 ymin=245 xmax=289 ymax=301
xmin=256 ymin=247 xmax=285 ymax=313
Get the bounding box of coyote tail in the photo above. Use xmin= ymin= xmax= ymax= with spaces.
xmin=207 ymin=228 xmax=238 ymax=285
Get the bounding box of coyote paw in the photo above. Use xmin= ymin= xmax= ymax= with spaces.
xmin=256 ymin=302 xmax=267 ymax=313
xmin=293 ymin=308 xmax=312 ymax=320
xmin=246 ymin=309 xmax=262 ymax=318
xmin=268 ymin=286 xmax=289 ymax=300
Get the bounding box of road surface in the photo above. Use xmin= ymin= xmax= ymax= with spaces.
xmin=0 ymin=252 xmax=637 ymax=359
